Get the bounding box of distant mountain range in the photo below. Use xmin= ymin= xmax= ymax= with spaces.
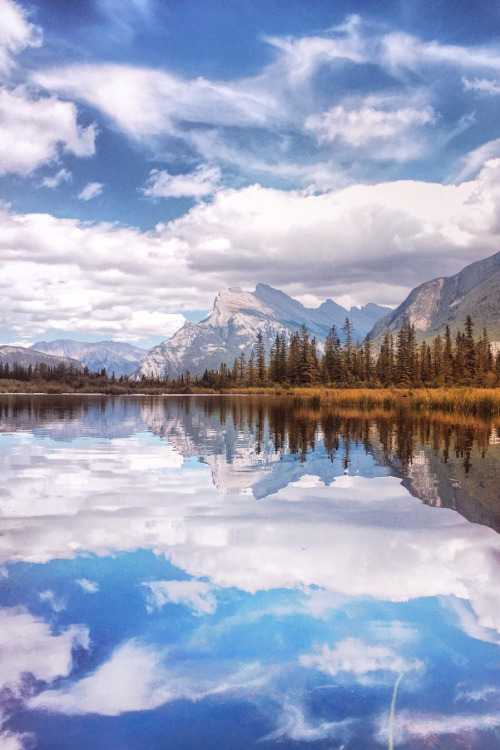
xmin=370 ymin=250 xmax=500 ymax=343
xmin=0 ymin=345 xmax=84 ymax=371
xmin=136 ymin=284 xmax=390 ymax=379
xmin=31 ymin=340 xmax=147 ymax=377
xmin=3 ymin=251 xmax=500 ymax=379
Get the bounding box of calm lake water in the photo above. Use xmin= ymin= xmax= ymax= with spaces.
xmin=2 ymin=395 xmax=500 ymax=749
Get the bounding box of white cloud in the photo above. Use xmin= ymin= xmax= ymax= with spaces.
xmin=0 ymin=87 xmax=96 ymax=176
xmin=3 ymin=421 xmax=500 ymax=640
xmin=0 ymin=724 xmax=33 ymax=750
xmin=0 ymin=208 xmax=189 ymax=340
xmin=76 ymin=579 xmax=99 ymax=594
xmin=1 ymin=158 xmax=500 ymax=337
xmin=30 ymin=640 xmax=172 ymax=715
xmin=450 ymin=139 xmax=500 ymax=182
xmin=34 ymin=63 xmax=279 ymax=142
xmin=38 ymin=589 xmax=66 ymax=612
xmin=300 ymin=638 xmax=422 ymax=678
xmin=463 ymin=77 xmax=500 ymax=96
xmin=142 ymin=580 xmax=217 ymax=615
xmin=29 ymin=638 xmax=268 ymax=716
xmin=78 ymin=182 xmax=103 ymax=201
xmin=264 ymin=16 xmax=367 ymax=84
xmin=377 ymin=708 xmax=500 ymax=745
xmin=144 ymin=165 xmax=221 ymax=199
xmin=41 ymin=168 xmax=72 ymax=189
xmin=456 ymin=684 xmax=500 ymax=703
xmin=30 ymin=18 xmax=500 ymax=183
xmin=0 ymin=0 xmax=42 ymax=75
xmin=305 ymin=102 xmax=434 ymax=150
xmin=0 ymin=607 xmax=89 ymax=694
xmin=263 ymin=701 xmax=354 ymax=742
xmin=381 ymin=32 xmax=500 ymax=75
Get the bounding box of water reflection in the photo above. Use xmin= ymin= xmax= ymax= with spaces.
xmin=1 ymin=395 xmax=500 ymax=749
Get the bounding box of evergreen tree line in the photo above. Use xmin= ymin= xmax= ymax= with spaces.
xmin=190 ymin=315 xmax=500 ymax=389
xmin=2 ymin=314 xmax=499 ymax=390
xmin=0 ymin=361 xmax=118 ymax=383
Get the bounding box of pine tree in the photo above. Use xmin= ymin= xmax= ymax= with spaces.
xmin=341 ymin=318 xmax=354 ymax=381
xmin=463 ymin=316 xmax=477 ymax=384
xmin=255 ymin=330 xmax=267 ymax=383
xmin=363 ymin=335 xmax=373 ymax=382
xmin=443 ymin=325 xmax=454 ymax=383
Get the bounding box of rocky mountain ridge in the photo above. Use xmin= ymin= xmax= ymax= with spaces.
xmin=136 ymin=284 xmax=390 ymax=380
xmin=0 ymin=346 xmax=84 ymax=372
xmin=31 ymin=340 xmax=147 ymax=377
xmin=370 ymin=250 xmax=500 ymax=343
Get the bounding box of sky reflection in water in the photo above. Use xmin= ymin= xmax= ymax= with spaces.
xmin=1 ymin=395 xmax=500 ymax=749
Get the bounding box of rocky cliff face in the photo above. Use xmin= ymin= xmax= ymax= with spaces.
xmin=136 ymin=284 xmax=390 ymax=379
xmin=370 ymin=250 xmax=500 ymax=342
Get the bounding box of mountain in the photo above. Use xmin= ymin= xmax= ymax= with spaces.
xmin=31 ymin=340 xmax=147 ymax=376
xmin=0 ymin=345 xmax=84 ymax=371
xmin=136 ymin=284 xmax=391 ymax=379
xmin=370 ymin=250 xmax=500 ymax=343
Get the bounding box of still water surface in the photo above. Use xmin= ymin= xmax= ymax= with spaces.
xmin=1 ymin=395 xmax=500 ymax=749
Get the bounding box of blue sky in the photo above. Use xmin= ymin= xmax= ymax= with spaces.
xmin=1 ymin=0 xmax=500 ymax=346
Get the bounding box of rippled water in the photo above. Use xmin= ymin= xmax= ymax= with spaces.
xmin=1 ymin=395 xmax=500 ymax=749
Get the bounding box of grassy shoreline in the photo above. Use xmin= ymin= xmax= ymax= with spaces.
xmin=2 ymin=382 xmax=500 ymax=416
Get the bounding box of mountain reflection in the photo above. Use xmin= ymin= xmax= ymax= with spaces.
xmin=2 ymin=395 xmax=500 ymax=749
xmin=1 ymin=394 xmax=500 ymax=533
xmin=143 ymin=396 xmax=500 ymax=533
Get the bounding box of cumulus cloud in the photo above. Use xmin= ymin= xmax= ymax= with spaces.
xmin=143 ymin=165 xmax=221 ymax=199
xmin=0 ymin=87 xmax=96 ymax=176
xmin=1 ymin=158 xmax=500 ymax=338
xmin=0 ymin=0 xmax=42 ymax=75
xmin=142 ymin=580 xmax=217 ymax=615
xmin=0 ymin=208 xmax=188 ymax=340
xmin=78 ymin=182 xmax=103 ymax=201
xmin=0 ymin=2 xmax=97 ymax=179
xmin=0 ymin=607 xmax=89 ymax=694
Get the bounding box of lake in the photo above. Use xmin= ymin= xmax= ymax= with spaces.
xmin=1 ymin=394 xmax=500 ymax=749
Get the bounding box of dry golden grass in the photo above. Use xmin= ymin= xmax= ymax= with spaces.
xmin=280 ymin=387 xmax=500 ymax=417
xmin=2 ymin=381 xmax=500 ymax=417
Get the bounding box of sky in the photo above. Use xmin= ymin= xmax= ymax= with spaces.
xmin=1 ymin=0 xmax=500 ymax=347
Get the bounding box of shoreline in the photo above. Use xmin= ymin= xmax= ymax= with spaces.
xmin=2 ymin=386 xmax=500 ymax=417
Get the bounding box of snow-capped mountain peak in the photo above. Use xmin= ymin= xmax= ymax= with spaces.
xmin=136 ymin=284 xmax=391 ymax=380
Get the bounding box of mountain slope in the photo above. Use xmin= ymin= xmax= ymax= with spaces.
xmin=31 ymin=340 xmax=147 ymax=376
xmin=0 ymin=346 xmax=84 ymax=371
xmin=370 ymin=250 xmax=500 ymax=342
xmin=137 ymin=285 xmax=390 ymax=380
